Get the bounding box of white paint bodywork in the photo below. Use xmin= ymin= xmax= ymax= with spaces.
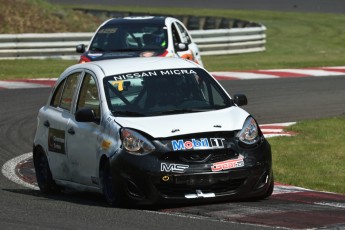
xmin=115 ymin=107 xmax=249 ymax=138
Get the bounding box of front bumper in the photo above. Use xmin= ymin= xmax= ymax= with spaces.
xmin=109 ymin=138 xmax=272 ymax=205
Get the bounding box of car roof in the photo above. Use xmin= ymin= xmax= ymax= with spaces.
xmin=65 ymin=57 xmax=200 ymax=77
xmin=103 ymin=16 xmax=169 ymax=26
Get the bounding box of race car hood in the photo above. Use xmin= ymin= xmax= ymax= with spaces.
xmin=115 ymin=107 xmax=250 ymax=138
xmin=85 ymin=50 xmax=166 ymax=61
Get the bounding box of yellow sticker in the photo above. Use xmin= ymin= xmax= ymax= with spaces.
xmin=101 ymin=140 xmax=112 ymax=150
xmin=111 ymin=80 xmax=124 ymax=91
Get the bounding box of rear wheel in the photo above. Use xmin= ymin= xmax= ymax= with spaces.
xmin=33 ymin=148 xmax=60 ymax=194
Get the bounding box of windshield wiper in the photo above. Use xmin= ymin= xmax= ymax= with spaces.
xmin=113 ymin=110 xmax=146 ymax=117
xmin=151 ymin=109 xmax=209 ymax=115
xmin=109 ymin=48 xmax=140 ymax=52
xmin=90 ymin=47 xmax=105 ymax=52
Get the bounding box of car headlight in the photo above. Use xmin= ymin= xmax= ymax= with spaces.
xmin=237 ymin=117 xmax=260 ymax=145
xmin=121 ymin=128 xmax=155 ymax=155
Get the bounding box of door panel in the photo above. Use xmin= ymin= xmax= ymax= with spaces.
xmin=45 ymin=72 xmax=82 ymax=181
xmin=66 ymin=72 xmax=101 ymax=186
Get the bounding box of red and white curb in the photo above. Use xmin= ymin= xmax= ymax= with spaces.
xmin=1 ymin=153 xmax=37 ymax=190
xmin=212 ymin=66 xmax=345 ymax=80
xmin=0 ymin=78 xmax=56 ymax=89
xmin=1 ymin=66 xmax=345 ymax=89
xmin=260 ymin=122 xmax=296 ymax=138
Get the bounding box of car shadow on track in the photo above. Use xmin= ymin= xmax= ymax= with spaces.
xmin=1 ymin=186 xmax=270 ymax=212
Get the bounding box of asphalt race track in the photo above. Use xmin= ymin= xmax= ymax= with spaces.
xmin=1 ymin=77 xmax=345 ymax=229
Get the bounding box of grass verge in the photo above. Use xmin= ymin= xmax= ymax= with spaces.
xmin=0 ymin=59 xmax=76 ymax=80
xmin=269 ymin=116 xmax=345 ymax=194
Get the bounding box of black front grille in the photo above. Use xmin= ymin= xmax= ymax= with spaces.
xmin=155 ymin=173 xmax=246 ymax=197
xmin=161 ymin=148 xmax=238 ymax=164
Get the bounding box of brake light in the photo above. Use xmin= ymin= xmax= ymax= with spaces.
xmin=79 ymin=55 xmax=91 ymax=63
xmin=159 ymin=50 xmax=169 ymax=57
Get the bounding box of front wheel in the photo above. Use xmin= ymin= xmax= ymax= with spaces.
xmin=33 ymin=148 xmax=60 ymax=194
xmin=261 ymin=173 xmax=274 ymax=199
xmin=100 ymin=161 xmax=126 ymax=206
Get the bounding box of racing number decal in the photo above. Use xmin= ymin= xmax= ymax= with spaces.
xmin=111 ymin=80 xmax=124 ymax=91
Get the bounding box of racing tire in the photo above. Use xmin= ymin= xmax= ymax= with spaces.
xmin=33 ymin=148 xmax=60 ymax=194
xmin=261 ymin=173 xmax=274 ymax=199
xmin=100 ymin=161 xmax=126 ymax=207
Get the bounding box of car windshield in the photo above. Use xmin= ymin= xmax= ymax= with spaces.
xmin=89 ymin=23 xmax=168 ymax=52
xmin=103 ymin=68 xmax=233 ymax=117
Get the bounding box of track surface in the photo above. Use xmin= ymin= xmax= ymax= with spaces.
xmin=1 ymin=77 xmax=345 ymax=229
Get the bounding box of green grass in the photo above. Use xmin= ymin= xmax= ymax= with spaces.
xmin=0 ymin=59 xmax=76 ymax=80
xmin=269 ymin=116 xmax=345 ymax=194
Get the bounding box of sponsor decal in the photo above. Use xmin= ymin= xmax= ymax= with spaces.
xmin=211 ymin=155 xmax=244 ymax=172
xmin=112 ymin=69 xmax=197 ymax=81
xmin=101 ymin=140 xmax=111 ymax=150
xmin=185 ymin=190 xmax=215 ymax=199
xmin=171 ymin=138 xmax=225 ymax=151
xmin=162 ymin=175 xmax=170 ymax=182
xmin=161 ymin=163 xmax=189 ymax=173
xmin=48 ymin=128 xmax=65 ymax=154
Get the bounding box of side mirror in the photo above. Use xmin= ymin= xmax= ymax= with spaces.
xmin=75 ymin=107 xmax=97 ymax=123
xmin=175 ymin=43 xmax=189 ymax=52
xmin=76 ymin=44 xmax=86 ymax=53
xmin=233 ymin=94 xmax=248 ymax=106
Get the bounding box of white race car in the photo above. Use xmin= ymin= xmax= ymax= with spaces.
xmin=77 ymin=16 xmax=203 ymax=66
xmin=33 ymin=57 xmax=273 ymax=206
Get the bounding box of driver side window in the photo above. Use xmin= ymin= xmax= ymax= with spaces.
xmin=176 ymin=22 xmax=192 ymax=44
xmin=77 ymin=73 xmax=101 ymax=120
xmin=171 ymin=24 xmax=182 ymax=46
xmin=50 ymin=72 xmax=82 ymax=111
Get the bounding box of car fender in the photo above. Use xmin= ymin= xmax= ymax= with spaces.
xmin=97 ymin=112 xmax=122 ymax=160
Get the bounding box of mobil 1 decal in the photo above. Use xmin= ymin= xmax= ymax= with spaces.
xmin=48 ymin=128 xmax=66 ymax=154
xmin=171 ymin=138 xmax=225 ymax=151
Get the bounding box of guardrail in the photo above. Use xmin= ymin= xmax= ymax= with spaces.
xmin=0 ymin=26 xmax=266 ymax=60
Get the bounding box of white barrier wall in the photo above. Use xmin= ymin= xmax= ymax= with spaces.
xmin=0 ymin=26 xmax=266 ymax=60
